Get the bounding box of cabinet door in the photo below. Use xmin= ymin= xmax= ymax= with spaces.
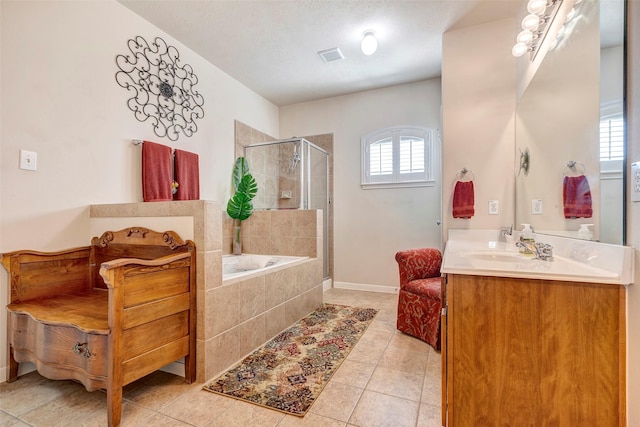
xmin=446 ymin=274 xmax=624 ymax=427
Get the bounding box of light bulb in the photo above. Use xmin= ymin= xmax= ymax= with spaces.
xmin=512 ymin=43 xmax=529 ymax=57
xmin=527 ymin=0 xmax=547 ymax=16
xmin=517 ymin=30 xmax=534 ymax=45
xmin=522 ymin=14 xmax=541 ymax=31
xmin=361 ymin=30 xmax=377 ymax=56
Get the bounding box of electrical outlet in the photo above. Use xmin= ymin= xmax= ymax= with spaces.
xmin=488 ymin=200 xmax=499 ymax=215
xmin=532 ymin=199 xmax=543 ymax=214
xmin=632 ymin=162 xmax=640 ymax=202
xmin=19 ymin=149 xmax=37 ymax=171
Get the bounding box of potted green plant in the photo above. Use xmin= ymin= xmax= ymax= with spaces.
xmin=226 ymin=157 xmax=258 ymax=255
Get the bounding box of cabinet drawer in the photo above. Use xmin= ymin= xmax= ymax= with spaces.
xmin=10 ymin=312 xmax=109 ymax=388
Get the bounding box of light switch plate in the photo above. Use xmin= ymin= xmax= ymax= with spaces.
xmin=19 ymin=149 xmax=37 ymax=171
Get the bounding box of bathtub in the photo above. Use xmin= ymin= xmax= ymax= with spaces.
xmin=222 ymin=254 xmax=308 ymax=280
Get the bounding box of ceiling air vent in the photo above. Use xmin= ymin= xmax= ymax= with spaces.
xmin=318 ymin=47 xmax=344 ymax=63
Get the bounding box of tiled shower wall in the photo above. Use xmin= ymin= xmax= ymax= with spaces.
xmin=233 ymin=120 xmax=334 ymax=279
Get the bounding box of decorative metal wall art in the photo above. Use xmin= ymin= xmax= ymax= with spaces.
xmin=115 ymin=36 xmax=204 ymax=141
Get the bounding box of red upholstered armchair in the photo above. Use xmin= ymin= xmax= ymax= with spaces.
xmin=395 ymin=248 xmax=443 ymax=350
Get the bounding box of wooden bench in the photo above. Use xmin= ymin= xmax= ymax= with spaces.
xmin=2 ymin=227 xmax=196 ymax=427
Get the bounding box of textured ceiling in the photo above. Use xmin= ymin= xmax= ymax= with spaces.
xmin=118 ymin=0 xmax=621 ymax=107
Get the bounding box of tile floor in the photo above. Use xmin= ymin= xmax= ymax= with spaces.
xmin=0 ymin=288 xmax=442 ymax=427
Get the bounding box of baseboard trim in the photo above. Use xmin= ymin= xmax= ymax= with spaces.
xmin=332 ymin=281 xmax=399 ymax=294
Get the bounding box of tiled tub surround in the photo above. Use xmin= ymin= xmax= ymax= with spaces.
xmin=90 ymin=202 xmax=324 ymax=382
xmin=210 ymin=255 xmax=322 ymax=380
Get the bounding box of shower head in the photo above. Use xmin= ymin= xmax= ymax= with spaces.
xmin=288 ymin=143 xmax=301 ymax=173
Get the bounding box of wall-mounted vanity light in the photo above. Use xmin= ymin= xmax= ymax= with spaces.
xmin=512 ymin=0 xmax=581 ymax=59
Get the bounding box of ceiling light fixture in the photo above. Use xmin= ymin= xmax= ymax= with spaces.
xmin=361 ymin=30 xmax=377 ymax=56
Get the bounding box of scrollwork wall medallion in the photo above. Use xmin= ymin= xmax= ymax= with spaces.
xmin=115 ymin=36 xmax=205 ymax=141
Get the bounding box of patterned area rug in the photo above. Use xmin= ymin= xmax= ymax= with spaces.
xmin=203 ymin=303 xmax=378 ymax=416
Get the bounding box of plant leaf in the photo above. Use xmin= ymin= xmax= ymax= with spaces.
xmin=238 ymin=174 xmax=258 ymax=200
xmin=231 ymin=157 xmax=250 ymax=190
xmin=226 ymin=192 xmax=254 ymax=221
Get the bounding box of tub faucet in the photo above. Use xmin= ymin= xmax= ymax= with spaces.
xmin=515 ymin=240 xmax=554 ymax=261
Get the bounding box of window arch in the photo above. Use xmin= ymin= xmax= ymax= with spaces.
xmin=361 ymin=126 xmax=435 ymax=188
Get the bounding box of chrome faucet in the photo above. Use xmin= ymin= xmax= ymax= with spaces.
xmin=499 ymin=225 xmax=513 ymax=242
xmin=515 ymin=240 xmax=554 ymax=261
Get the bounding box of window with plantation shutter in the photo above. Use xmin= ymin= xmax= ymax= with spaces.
xmin=361 ymin=126 xmax=434 ymax=189
xmin=599 ymin=114 xmax=624 ymax=161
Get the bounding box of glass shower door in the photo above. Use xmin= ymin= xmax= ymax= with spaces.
xmin=305 ymin=143 xmax=330 ymax=279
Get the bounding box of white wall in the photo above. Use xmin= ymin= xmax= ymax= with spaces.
xmin=626 ymin=2 xmax=640 ymax=424
xmin=441 ymin=18 xmax=517 ymax=236
xmin=280 ymin=80 xmax=443 ymax=290
xmin=0 ymin=0 xmax=279 ymax=380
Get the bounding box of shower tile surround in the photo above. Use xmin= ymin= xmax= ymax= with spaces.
xmin=234 ymin=120 xmax=334 ymax=280
xmin=90 ymin=201 xmax=323 ymax=383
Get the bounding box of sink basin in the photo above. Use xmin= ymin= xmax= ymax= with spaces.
xmin=456 ymin=249 xmax=618 ymax=279
xmin=459 ymin=251 xmax=530 ymax=263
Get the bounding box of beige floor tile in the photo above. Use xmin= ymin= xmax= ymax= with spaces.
xmin=1 ymin=290 xmax=444 ymax=427
xmin=136 ymin=412 xmax=194 ymax=426
xmin=366 ymin=318 xmax=396 ymax=335
xmin=417 ymin=403 xmax=442 ymax=427
xmin=0 ymin=373 xmax=80 ymax=416
xmin=421 ymin=362 xmax=442 ymax=407
xmin=123 ymin=371 xmax=196 ymax=411
xmin=119 ymin=402 xmax=160 ymax=427
xmin=278 ymin=412 xmax=347 ymax=426
xmin=0 ymin=410 xmax=30 ymax=426
xmin=348 ymin=390 xmax=419 ymax=427
xmin=366 ymin=366 xmax=423 ymax=402
xmin=330 ymin=359 xmax=376 ymax=389
xmin=159 ymin=387 xmax=236 ymax=426
xmin=208 ymin=399 xmax=284 ymax=427
xmin=345 ymin=342 xmax=386 ymax=365
xmin=19 ymin=387 xmax=107 ymax=426
xmin=377 ymin=346 xmax=429 ymax=376
xmin=388 ymin=331 xmax=432 ymax=353
xmin=308 ymin=381 xmax=363 ymax=422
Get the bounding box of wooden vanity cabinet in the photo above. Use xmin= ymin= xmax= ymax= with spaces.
xmin=442 ymin=273 xmax=625 ymax=427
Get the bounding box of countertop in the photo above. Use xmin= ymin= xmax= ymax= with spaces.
xmin=441 ymin=230 xmax=634 ymax=285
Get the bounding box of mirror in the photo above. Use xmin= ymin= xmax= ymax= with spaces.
xmin=515 ymin=0 xmax=625 ymax=244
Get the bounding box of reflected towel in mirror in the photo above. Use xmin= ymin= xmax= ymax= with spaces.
xmin=563 ymin=175 xmax=592 ymax=218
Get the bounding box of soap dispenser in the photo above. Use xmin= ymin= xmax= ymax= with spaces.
xmin=578 ymin=224 xmax=593 ymax=240
xmin=521 ymin=224 xmax=534 ymax=241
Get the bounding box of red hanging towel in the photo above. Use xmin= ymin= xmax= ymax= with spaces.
xmin=453 ymin=180 xmax=475 ymax=219
xmin=563 ymin=175 xmax=592 ymax=218
xmin=173 ymin=149 xmax=200 ymax=200
xmin=142 ymin=141 xmax=173 ymax=202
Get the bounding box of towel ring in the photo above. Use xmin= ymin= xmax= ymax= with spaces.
xmin=563 ymin=161 xmax=586 ymax=176
xmin=456 ymin=167 xmax=474 ymax=181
